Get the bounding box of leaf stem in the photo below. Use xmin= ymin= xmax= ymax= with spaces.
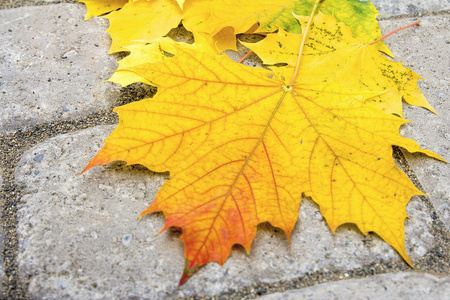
xmin=237 ymin=50 xmax=253 ymax=63
xmin=369 ymin=21 xmax=420 ymax=45
xmin=289 ymin=0 xmax=321 ymax=86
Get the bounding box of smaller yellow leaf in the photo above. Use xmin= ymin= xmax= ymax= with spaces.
xmin=78 ymin=0 xmax=127 ymax=20
xmin=108 ymin=38 xmax=178 ymax=87
xmin=106 ymin=0 xmax=182 ymax=53
xmin=183 ymin=0 xmax=286 ymax=52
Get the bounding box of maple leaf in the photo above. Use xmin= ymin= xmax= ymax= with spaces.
xmin=78 ymin=0 xmax=127 ymax=20
xmin=79 ymin=0 xmax=389 ymax=55
xmin=82 ymin=7 xmax=442 ymax=284
xmin=240 ymin=13 xmax=435 ymax=116
xmin=183 ymin=0 xmax=391 ymax=54
xmin=108 ymin=38 xmax=178 ymax=86
xmin=104 ymin=0 xmax=182 ymax=53
xmin=176 ymin=0 xmax=185 ymax=9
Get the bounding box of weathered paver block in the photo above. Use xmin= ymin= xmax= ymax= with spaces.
xmin=0 ymin=224 xmax=3 ymax=296
xmin=260 ymin=272 xmax=450 ymax=300
xmin=0 ymin=4 xmax=119 ymax=134
xmin=372 ymin=0 xmax=450 ymax=16
xmin=15 ymin=125 xmax=437 ymax=298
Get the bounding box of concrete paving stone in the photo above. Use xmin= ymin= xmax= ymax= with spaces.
xmin=0 ymin=225 xmax=3 ymax=296
xmin=260 ymin=272 xmax=450 ymax=300
xmin=371 ymin=0 xmax=450 ymax=16
xmin=377 ymin=16 xmax=450 ymax=230
xmin=0 ymin=175 xmax=2 ymax=294
xmin=0 ymin=3 xmax=119 ymax=135
xmin=14 ymin=126 xmax=438 ymax=298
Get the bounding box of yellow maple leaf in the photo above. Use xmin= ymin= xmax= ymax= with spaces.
xmin=108 ymin=38 xmax=178 ymax=86
xmin=82 ymin=8 xmax=443 ymax=284
xmin=105 ymin=0 xmax=182 ymax=53
xmin=78 ymin=0 xmax=128 ymax=20
xmin=241 ymin=13 xmax=435 ymax=116
xmin=182 ymin=0 xmax=390 ymax=54
xmin=175 ymin=0 xmax=185 ymax=9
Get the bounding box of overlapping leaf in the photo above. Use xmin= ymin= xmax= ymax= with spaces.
xmin=241 ymin=13 xmax=435 ymax=116
xmin=79 ymin=0 xmax=127 ymax=20
xmin=108 ymin=38 xmax=177 ymax=86
xmin=79 ymin=0 xmax=390 ymax=54
xmin=82 ymin=12 xmax=441 ymax=283
xmin=104 ymin=0 xmax=182 ymax=53
xmin=183 ymin=0 xmax=391 ymax=53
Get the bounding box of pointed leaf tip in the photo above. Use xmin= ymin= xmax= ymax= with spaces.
xmin=179 ymin=259 xmax=201 ymax=286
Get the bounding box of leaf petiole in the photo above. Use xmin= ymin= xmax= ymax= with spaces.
xmin=369 ymin=21 xmax=420 ymax=45
xmin=289 ymin=0 xmax=321 ymax=86
xmin=237 ymin=50 xmax=253 ymax=63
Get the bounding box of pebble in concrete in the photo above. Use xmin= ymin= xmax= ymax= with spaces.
xmin=0 ymin=4 xmax=119 ymax=135
xmin=378 ymin=16 xmax=450 ymax=230
xmin=260 ymin=272 xmax=450 ymax=300
xmin=372 ymin=0 xmax=450 ymax=16
xmin=15 ymin=126 xmax=437 ymax=298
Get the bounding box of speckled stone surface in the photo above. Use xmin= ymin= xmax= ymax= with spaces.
xmin=372 ymin=0 xmax=450 ymax=16
xmin=0 ymin=4 xmax=119 ymax=134
xmin=260 ymin=272 xmax=450 ymax=300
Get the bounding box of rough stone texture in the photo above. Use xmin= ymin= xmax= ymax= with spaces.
xmin=0 ymin=4 xmax=119 ymax=134
xmin=0 ymin=225 xmax=3 ymax=295
xmin=14 ymin=126 xmax=437 ymax=298
xmin=260 ymin=272 xmax=450 ymax=300
xmin=15 ymin=126 xmax=177 ymax=299
xmin=371 ymin=0 xmax=450 ymax=16
xmin=377 ymin=16 xmax=450 ymax=230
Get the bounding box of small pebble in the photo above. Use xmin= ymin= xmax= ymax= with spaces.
xmin=122 ymin=234 xmax=132 ymax=246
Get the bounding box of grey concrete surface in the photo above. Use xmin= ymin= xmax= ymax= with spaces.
xmin=372 ymin=0 xmax=450 ymax=16
xmin=260 ymin=272 xmax=450 ymax=300
xmin=0 ymin=228 xmax=3 ymax=296
xmin=0 ymin=4 xmax=119 ymax=135
xmin=0 ymin=1 xmax=449 ymax=299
